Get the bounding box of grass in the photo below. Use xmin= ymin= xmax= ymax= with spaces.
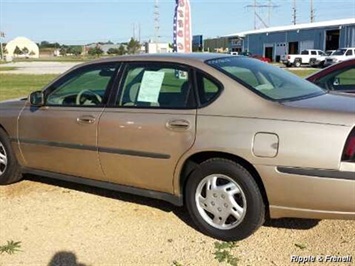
xmin=13 ymin=57 xmax=88 ymax=63
xmin=287 ymin=69 xmax=319 ymax=78
xmin=213 ymin=241 xmax=239 ymax=266
xmin=0 ymin=240 xmax=22 ymax=255
xmin=295 ymin=243 xmax=307 ymax=250
xmin=0 ymin=74 xmax=57 ymax=101
xmin=0 ymin=67 xmax=17 ymax=72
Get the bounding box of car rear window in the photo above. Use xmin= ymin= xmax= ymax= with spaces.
xmin=206 ymin=57 xmax=325 ymax=102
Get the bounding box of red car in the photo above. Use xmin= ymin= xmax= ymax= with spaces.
xmin=306 ymin=59 xmax=355 ymax=93
xmin=251 ymin=54 xmax=271 ymax=63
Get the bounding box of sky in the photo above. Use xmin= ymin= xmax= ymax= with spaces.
xmin=0 ymin=0 xmax=354 ymax=45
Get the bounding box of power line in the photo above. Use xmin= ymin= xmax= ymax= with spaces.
xmin=154 ymin=0 xmax=160 ymax=45
xmin=292 ymin=0 xmax=297 ymax=25
xmin=245 ymin=0 xmax=279 ymax=29
xmin=310 ymin=0 xmax=315 ymax=23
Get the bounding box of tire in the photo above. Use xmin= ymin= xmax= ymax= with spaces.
xmin=185 ymin=158 xmax=265 ymax=241
xmin=0 ymin=129 xmax=22 ymax=185
xmin=294 ymin=59 xmax=301 ymax=68
xmin=309 ymin=58 xmax=316 ymax=67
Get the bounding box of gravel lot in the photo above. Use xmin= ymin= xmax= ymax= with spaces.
xmin=0 ymin=175 xmax=354 ymax=266
xmin=0 ymin=62 xmax=80 ymax=74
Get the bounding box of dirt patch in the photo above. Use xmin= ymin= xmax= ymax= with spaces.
xmin=0 ymin=176 xmax=354 ymax=265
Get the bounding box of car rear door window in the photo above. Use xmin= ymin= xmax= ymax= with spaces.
xmin=346 ymin=50 xmax=353 ymax=56
xmin=117 ymin=63 xmax=196 ymax=109
xmin=196 ymin=72 xmax=222 ymax=105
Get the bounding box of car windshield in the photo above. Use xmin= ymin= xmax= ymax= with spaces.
xmin=206 ymin=57 xmax=325 ymax=101
xmin=333 ymin=49 xmax=346 ymax=56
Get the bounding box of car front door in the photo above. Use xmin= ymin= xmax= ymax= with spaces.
xmin=18 ymin=62 xmax=119 ymax=181
xmin=98 ymin=62 xmax=197 ymax=193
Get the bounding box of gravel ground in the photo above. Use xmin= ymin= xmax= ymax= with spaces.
xmin=0 ymin=62 xmax=80 ymax=74
xmin=0 ymin=175 xmax=354 ymax=266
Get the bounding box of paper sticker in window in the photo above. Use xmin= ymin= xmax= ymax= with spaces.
xmin=137 ymin=71 xmax=165 ymax=103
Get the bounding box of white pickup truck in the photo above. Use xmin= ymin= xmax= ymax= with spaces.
xmin=281 ymin=49 xmax=326 ymax=67
xmin=324 ymin=47 xmax=355 ymax=67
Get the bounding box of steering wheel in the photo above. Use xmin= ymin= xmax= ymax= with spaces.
xmin=76 ymin=89 xmax=102 ymax=105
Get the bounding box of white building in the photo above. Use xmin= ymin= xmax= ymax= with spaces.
xmin=145 ymin=42 xmax=173 ymax=54
xmin=5 ymin=37 xmax=40 ymax=59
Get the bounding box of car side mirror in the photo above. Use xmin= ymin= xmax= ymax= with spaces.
xmin=29 ymin=91 xmax=44 ymax=106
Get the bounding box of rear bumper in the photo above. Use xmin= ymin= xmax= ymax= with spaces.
xmin=255 ymin=165 xmax=355 ymax=219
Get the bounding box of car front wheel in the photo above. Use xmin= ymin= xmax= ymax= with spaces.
xmin=0 ymin=129 xmax=22 ymax=185
xmin=185 ymin=158 xmax=265 ymax=241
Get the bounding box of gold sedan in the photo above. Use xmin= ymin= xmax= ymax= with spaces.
xmin=0 ymin=53 xmax=354 ymax=240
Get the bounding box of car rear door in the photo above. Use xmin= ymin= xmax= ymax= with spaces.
xmin=18 ymin=62 xmax=119 ymax=181
xmin=98 ymin=62 xmax=197 ymax=193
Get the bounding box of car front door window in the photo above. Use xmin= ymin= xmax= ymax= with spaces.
xmin=46 ymin=64 xmax=118 ymax=106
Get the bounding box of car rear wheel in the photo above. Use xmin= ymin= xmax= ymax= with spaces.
xmin=0 ymin=129 xmax=22 ymax=185
xmin=185 ymin=158 xmax=265 ymax=241
xmin=294 ymin=59 xmax=301 ymax=68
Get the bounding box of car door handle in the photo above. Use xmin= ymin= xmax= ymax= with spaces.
xmin=166 ymin=119 xmax=190 ymax=130
xmin=76 ymin=115 xmax=96 ymax=125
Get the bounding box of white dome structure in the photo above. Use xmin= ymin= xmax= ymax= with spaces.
xmin=5 ymin=37 xmax=39 ymax=58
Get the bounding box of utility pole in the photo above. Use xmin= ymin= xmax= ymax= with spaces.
xmin=0 ymin=31 xmax=5 ymax=61
xmin=154 ymin=0 xmax=160 ymax=52
xmin=310 ymin=0 xmax=315 ymax=23
xmin=138 ymin=23 xmax=141 ymax=43
xmin=254 ymin=0 xmax=257 ymax=30
xmin=246 ymin=0 xmax=279 ymax=29
xmin=132 ymin=23 xmax=136 ymax=40
xmin=292 ymin=0 xmax=297 ymax=25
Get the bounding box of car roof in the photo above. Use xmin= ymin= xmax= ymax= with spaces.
xmin=79 ymin=53 xmax=232 ymax=67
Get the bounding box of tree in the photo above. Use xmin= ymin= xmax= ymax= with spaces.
xmin=0 ymin=47 xmax=7 ymax=58
xmin=14 ymin=46 xmax=23 ymax=56
xmin=29 ymin=50 xmax=36 ymax=56
xmin=59 ymin=46 xmax=67 ymax=56
xmin=107 ymin=48 xmax=119 ymax=55
xmin=39 ymin=41 xmax=60 ymax=48
xmin=88 ymin=46 xmax=104 ymax=56
xmin=118 ymin=44 xmax=126 ymax=55
xmin=67 ymin=46 xmax=82 ymax=56
xmin=22 ymin=47 xmax=29 ymax=55
xmin=126 ymin=38 xmax=141 ymax=54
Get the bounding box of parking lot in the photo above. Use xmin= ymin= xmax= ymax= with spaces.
xmin=0 ymin=61 xmax=80 ymax=75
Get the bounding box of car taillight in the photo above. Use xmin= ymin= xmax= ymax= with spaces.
xmin=342 ymin=129 xmax=355 ymax=162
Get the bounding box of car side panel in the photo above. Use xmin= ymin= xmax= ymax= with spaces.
xmin=0 ymin=100 xmax=27 ymax=166
xmin=174 ymin=115 xmax=353 ymax=216
xmin=255 ymin=165 xmax=355 ymax=218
